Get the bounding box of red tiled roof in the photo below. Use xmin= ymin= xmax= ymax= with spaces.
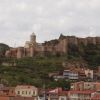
xmin=58 ymin=91 xmax=69 ymax=95
xmin=48 ymin=88 xmax=62 ymax=93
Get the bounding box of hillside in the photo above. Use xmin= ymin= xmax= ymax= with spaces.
xmin=68 ymin=43 xmax=100 ymax=68
xmin=0 ymin=56 xmax=69 ymax=88
xmin=0 ymin=42 xmax=100 ymax=88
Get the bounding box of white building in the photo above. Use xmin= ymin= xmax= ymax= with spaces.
xmin=85 ymin=69 xmax=93 ymax=79
xmin=63 ymin=70 xmax=78 ymax=80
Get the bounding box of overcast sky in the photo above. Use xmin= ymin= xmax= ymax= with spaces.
xmin=0 ymin=0 xmax=100 ymax=47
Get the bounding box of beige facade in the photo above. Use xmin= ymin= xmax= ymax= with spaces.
xmin=15 ymin=85 xmax=38 ymax=98
xmin=85 ymin=69 xmax=93 ymax=79
xmin=71 ymin=81 xmax=100 ymax=91
xmin=69 ymin=91 xmax=93 ymax=100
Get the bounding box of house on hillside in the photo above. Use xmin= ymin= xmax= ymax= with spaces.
xmin=15 ymin=85 xmax=38 ymax=99
xmin=63 ymin=70 xmax=78 ymax=80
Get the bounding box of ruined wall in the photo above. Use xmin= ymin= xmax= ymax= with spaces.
xmin=67 ymin=36 xmax=78 ymax=45
xmin=30 ymin=47 xmax=35 ymax=57
xmin=5 ymin=35 xmax=100 ymax=58
xmin=78 ymin=38 xmax=88 ymax=46
xmin=86 ymin=37 xmax=96 ymax=45
xmin=5 ymin=49 xmax=17 ymax=58
xmin=96 ymin=37 xmax=100 ymax=44
xmin=17 ymin=47 xmax=24 ymax=59
xmin=55 ymin=38 xmax=68 ymax=55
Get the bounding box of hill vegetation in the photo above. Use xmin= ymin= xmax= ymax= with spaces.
xmin=0 ymin=56 xmax=68 ymax=88
xmin=68 ymin=43 xmax=100 ymax=68
xmin=0 ymin=43 xmax=100 ymax=89
xmin=0 ymin=43 xmax=9 ymax=57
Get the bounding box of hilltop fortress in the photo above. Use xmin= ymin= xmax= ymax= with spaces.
xmin=5 ymin=33 xmax=100 ymax=58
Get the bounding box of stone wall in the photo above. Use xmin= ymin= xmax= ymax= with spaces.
xmin=5 ymin=34 xmax=100 ymax=58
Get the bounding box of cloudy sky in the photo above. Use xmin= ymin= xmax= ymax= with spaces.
xmin=0 ymin=0 xmax=100 ymax=46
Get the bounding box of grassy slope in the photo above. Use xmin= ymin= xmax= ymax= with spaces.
xmin=0 ymin=57 xmax=66 ymax=88
xmin=0 ymin=44 xmax=100 ymax=88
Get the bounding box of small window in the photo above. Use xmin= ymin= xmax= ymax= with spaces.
xmin=17 ymin=91 xmax=20 ymax=95
xmin=33 ymin=91 xmax=35 ymax=95
xmin=29 ymin=91 xmax=31 ymax=94
xmin=22 ymin=91 xmax=24 ymax=94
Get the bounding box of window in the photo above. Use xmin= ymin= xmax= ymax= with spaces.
xmin=22 ymin=91 xmax=24 ymax=94
xmin=17 ymin=91 xmax=20 ymax=95
xmin=33 ymin=91 xmax=35 ymax=95
xmin=26 ymin=91 xmax=27 ymax=95
xmin=29 ymin=91 xmax=31 ymax=94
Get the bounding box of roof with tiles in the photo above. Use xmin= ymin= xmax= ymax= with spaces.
xmin=48 ymin=88 xmax=62 ymax=94
xmin=58 ymin=91 xmax=69 ymax=96
xmin=15 ymin=85 xmax=37 ymax=90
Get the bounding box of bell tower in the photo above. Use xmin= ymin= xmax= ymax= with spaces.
xmin=30 ymin=32 xmax=36 ymax=44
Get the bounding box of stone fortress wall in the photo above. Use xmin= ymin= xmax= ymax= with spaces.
xmin=5 ymin=33 xmax=100 ymax=58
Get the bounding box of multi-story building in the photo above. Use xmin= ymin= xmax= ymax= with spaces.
xmin=15 ymin=85 xmax=38 ymax=98
xmin=63 ymin=70 xmax=78 ymax=80
xmin=69 ymin=90 xmax=94 ymax=100
xmin=71 ymin=81 xmax=100 ymax=91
